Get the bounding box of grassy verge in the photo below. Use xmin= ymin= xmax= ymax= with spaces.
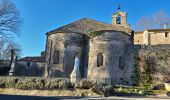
xmin=0 ymin=88 xmax=101 ymax=97
xmin=0 ymin=77 xmax=167 ymax=97
xmin=114 ymin=86 xmax=166 ymax=96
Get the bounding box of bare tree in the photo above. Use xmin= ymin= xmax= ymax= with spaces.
xmin=0 ymin=0 xmax=22 ymax=59
xmin=135 ymin=10 xmax=170 ymax=31
xmin=135 ymin=16 xmax=155 ymax=31
xmin=0 ymin=0 xmax=22 ymax=39
xmin=153 ymin=11 xmax=170 ymax=28
xmin=0 ymin=40 xmax=21 ymax=60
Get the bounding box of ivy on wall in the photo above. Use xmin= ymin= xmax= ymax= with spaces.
xmin=87 ymin=31 xmax=103 ymax=39
xmin=139 ymin=60 xmax=154 ymax=91
xmin=131 ymin=51 xmax=155 ymax=90
xmin=131 ymin=64 xmax=140 ymax=86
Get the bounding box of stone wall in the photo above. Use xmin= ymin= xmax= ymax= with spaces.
xmin=45 ymin=33 xmax=88 ymax=78
xmin=87 ymin=31 xmax=134 ymax=85
xmin=134 ymin=32 xmax=143 ymax=44
xmin=14 ymin=61 xmax=45 ymax=76
xmin=0 ymin=60 xmax=10 ymax=75
xmin=149 ymin=32 xmax=170 ymax=45
xmin=134 ymin=45 xmax=170 ymax=84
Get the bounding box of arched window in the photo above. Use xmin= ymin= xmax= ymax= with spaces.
xmin=53 ymin=50 xmax=59 ymax=64
xmin=119 ymin=56 xmax=125 ymax=70
xmin=27 ymin=62 xmax=31 ymax=67
xmin=116 ymin=15 xmax=122 ymax=25
xmin=97 ymin=53 xmax=103 ymax=67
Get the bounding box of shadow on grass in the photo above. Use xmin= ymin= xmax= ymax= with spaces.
xmin=111 ymin=91 xmax=144 ymax=97
xmin=0 ymin=94 xmax=86 ymax=100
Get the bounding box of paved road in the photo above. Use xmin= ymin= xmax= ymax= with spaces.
xmin=106 ymin=96 xmax=170 ymax=100
xmin=0 ymin=94 xmax=170 ymax=100
xmin=0 ymin=94 xmax=85 ymax=100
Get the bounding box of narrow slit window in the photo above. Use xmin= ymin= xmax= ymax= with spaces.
xmin=27 ymin=62 xmax=31 ymax=67
xmin=97 ymin=53 xmax=103 ymax=67
xmin=119 ymin=56 xmax=125 ymax=70
xmin=53 ymin=50 xmax=59 ymax=64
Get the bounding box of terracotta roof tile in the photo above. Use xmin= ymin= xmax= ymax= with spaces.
xmin=148 ymin=29 xmax=170 ymax=32
xmin=47 ymin=18 xmax=132 ymax=35
xmin=18 ymin=57 xmax=45 ymax=62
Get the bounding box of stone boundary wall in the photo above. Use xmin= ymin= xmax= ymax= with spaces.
xmin=134 ymin=44 xmax=170 ymax=84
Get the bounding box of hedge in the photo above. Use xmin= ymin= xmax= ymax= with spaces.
xmin=0 ymin=77 xmax=73 ymax=90
xmin=0 ymin=77 xmax=115 ymax=97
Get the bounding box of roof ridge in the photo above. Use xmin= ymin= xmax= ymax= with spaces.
xmin=83 ymin=18 xmax=111 ymax=25
xmin=46 ymin=18 xmax=132 ymax=35
xmin=47 ymin=18 xmax=88 ymax=34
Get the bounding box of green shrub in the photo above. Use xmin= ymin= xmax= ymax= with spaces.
xmin=15 ymin=78 xmax=45 ymax=90
xmin=44 ymin=78 xmax=60 ymax=89
xmin=90 ymin=82 xmax=114 ymax=97
xmin=0 ymin=78 xmax=6 ymax=88
xmin=0 ymin=77 xmax=72 ymax=90
xmin=79 ymin=79 xmax=96 ymax=89
xmin=87 ymin=31 xmax=103 ymax=39
xmin=58 ymin=79 xmax=72 ymax=89
xmin=5 ymin=77 xmax=19 ymax=88
xmin=0 ymin=77 xmax=114 ymax=96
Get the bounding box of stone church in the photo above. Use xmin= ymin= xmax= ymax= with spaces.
xmin=1 ymin=6 xmax=169 ymax=85
xmin=44 ymin=9 xmax=134 ymax=85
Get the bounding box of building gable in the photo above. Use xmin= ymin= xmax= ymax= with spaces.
xmin=47 ymin=18 xmax=132 ymax=35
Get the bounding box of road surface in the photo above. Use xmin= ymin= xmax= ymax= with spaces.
xmin=0 ymin=94 xmax=170 ymax=100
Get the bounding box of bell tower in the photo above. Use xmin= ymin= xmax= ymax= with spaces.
xmin=112 ymin=5 xmax=130 ymax=29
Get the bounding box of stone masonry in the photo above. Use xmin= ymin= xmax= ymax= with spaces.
xmin=134 ymin=29 xmax=170 ymax=45
xmin=44 ymin=10 xmax=135 ymax=85
xmin=88 ymin=31 xmax=134 ymax=85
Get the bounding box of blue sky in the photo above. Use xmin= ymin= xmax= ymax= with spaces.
xmin=11 ymin=0 xmax=170 ymax=57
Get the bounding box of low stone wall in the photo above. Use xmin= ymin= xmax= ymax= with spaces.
xmin=14 ymin=62 xmax=44 ymax=77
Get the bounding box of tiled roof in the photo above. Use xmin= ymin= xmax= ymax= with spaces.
xmin=134 ymin=31 xmax=143 ymax=34
xmin=135 ymin=29 xmax=170 ymax=34
xmin=18 ymin=57 xmax=45 ymax=62
xmin=148 ymin=29 xmax=170 ymax=32
xmin=47 ymin=18 xmax=132 ymax=35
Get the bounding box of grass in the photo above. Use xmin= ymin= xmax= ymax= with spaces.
xmin=113 ymin=86 xmax=166 ymax=96
xmin=145 ymin=90 xmax=166 ymax=95
xmin=114 ymin=86 xmax=143 ymax=96
xmin=0 ymin=90 xmax=2 ymax=93
xmin=0 ymin=88 xmax=101 ymax=97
